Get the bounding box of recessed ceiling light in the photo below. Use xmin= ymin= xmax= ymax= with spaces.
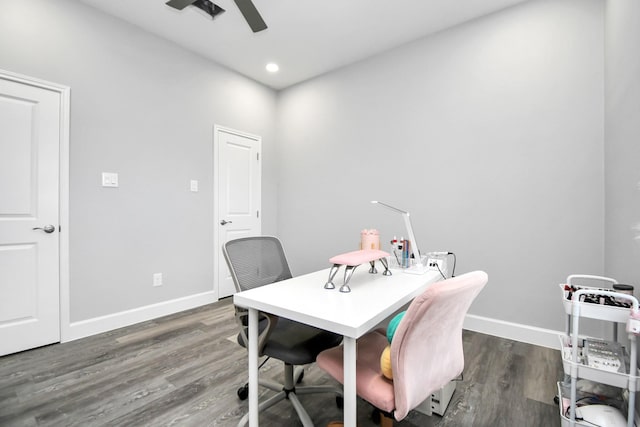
xmin=266 ymin=63 xmax=279 ymax=73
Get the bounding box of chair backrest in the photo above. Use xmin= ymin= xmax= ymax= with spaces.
xmin=391 ymin=270 xmax=488 ymax=420
xmin=223 ymin=236 xmax=293 ymax=292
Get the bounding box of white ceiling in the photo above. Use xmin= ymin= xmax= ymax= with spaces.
xmin=78 ymin=0 xmax=528 ymax=90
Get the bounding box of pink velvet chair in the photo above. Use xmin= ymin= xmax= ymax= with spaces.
xmin=316 ymin=270 xmax=488 ymax=426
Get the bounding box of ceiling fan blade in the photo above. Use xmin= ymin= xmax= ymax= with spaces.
xmin=233 ymin=0 xmax=267 ymax=33
xmin=165 ymin=0 xmax=197 ymax=11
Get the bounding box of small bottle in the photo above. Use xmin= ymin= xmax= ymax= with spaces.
xmin=402 ymin=239 xmax=410 ymax=268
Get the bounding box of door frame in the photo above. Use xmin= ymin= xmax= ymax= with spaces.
xmin=0 ymin=69 xmax=71 ymax=342
xmin=212 ymin=124 xmax=262 ymax=300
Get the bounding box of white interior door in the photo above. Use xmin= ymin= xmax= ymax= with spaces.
xmin=214 ymin=126 xmax=261 ymax=299
xmin=0 ymin=75 xmax=61 ymax=355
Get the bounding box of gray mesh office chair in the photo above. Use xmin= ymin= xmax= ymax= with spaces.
xmin=223 ymin=236 xmax=343 ymax=427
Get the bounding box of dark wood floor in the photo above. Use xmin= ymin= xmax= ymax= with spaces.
xmin=0 ymin=298 xmax=562 ymax=426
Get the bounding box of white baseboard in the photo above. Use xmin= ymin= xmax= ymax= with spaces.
xmin=464 ymin=314 xmax=562 ymax=349
xmin=64 ymin=296 xmax=561 ymax=348
xmin=63 ymin=291 xmax=218 ymax=342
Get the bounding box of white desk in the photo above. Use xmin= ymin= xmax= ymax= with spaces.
xmin=233 ymin=266 xmax=441 ymax=427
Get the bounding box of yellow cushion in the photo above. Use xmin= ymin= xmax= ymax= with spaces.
xmin=380 ymin=345 xmax=393 ymax=380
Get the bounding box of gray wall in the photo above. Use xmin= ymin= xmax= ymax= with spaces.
xmin=604 ymin=1 xmax=640 ymax=287
xmin=276 ymin=0 xmax=605 ymax=331
xmin=0 ymin=0 xmax=278 ymax=321
xmin=604 ymin=0 xmax=640 ymax=398
xmin=1 ymin=0 xmax=626 ymax=337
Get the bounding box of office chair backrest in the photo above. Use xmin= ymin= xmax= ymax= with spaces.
xmin=391 ymin=270 xmax=487 ymax=420
xmin=223 ymin=236 xmax=293 ymax=292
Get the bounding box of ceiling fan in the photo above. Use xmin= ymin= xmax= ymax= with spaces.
xmin=165 ymin=0 xmax=267 ymax=33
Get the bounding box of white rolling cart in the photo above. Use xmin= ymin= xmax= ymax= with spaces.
xmin=558 ymin=275 xmax=640 ymax=427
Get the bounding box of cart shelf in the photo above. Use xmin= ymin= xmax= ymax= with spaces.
xmin=559 ymin=283 xmax=632 ymax=324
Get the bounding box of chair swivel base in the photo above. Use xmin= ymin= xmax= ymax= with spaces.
xmin=237 ymin=364 xmax=343 ymax=427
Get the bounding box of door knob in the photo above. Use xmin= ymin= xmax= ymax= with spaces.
xmin=33 ymin=224 xmax=56 ymax=233
xmin=220 ymin=220 xmax=233 ymax=225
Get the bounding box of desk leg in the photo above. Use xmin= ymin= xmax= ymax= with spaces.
xmin=343 ymin=336 xmax=357 ymax=427
xmin=248 ymin=308 xmax=259 ymax=426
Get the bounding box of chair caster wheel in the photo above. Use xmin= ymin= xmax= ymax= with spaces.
xmin=237 ymin=384 xmax=249 ymax=400
xmin=336 ymin=396 xmax=343 ymax=409
xmin=371 ymin=408 xmax=381 ymax=424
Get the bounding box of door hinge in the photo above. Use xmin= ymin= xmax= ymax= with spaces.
xmin=257 ymin=152 xmax=260 ymax=161
xmin=257 ymin=210 xmax=260 ymax=218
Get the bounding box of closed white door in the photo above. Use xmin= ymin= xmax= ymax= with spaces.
xmin=0 ymin=76 xmax=61 ymax=355
xmin=214 ymin=126 xmax=261 ymax=299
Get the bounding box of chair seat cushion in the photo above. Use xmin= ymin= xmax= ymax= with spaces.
xmin=317 ymin=329 xmax=395 ymax=413
xmin=239 ymin=318 xmax=343 ymax=366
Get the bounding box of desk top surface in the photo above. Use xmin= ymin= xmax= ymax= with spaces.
xmin=233 ymin=267 xmax=441 ymax=338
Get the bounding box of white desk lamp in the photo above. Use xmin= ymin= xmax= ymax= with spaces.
xmin=371 ymin=200 xmax=429 ymax=275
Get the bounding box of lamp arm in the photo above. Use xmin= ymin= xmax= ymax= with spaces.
xmin=402 ymin=213 xmax=422 ymax=265
xmin=371 ymin=200 xmax=425 ymax=267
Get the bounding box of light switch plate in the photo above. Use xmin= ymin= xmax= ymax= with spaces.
xmin=190 ymin=180 xmax=198 ymax=192
xmin=102 ymin=172 xmax=119 ymax=187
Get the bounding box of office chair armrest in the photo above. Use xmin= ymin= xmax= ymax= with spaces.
xmin=235 ymin=305 xmax=278 ymax=356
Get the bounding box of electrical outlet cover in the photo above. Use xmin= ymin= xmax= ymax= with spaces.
xmin=153 ymin=273 xmax=163 ymax=286
xmin=427 ymin=258 xmax=444 ymax=271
